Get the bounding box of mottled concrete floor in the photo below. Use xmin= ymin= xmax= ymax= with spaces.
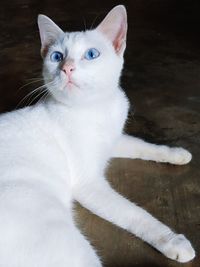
xmin=0 ymin=0 xmax=200 ymax=266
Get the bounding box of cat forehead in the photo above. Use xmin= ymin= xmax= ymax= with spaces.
xmin=62 ymin=31 xmax=84 ymax=44
xmin=58 ymin=30 xmax=108 ymax=50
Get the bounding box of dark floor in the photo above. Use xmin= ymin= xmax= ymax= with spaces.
xmin=0 ymin=0 xmax=200 ymax=266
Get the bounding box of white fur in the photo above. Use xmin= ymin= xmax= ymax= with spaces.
xmin=0 ymin=5 xmax=195 ymax=266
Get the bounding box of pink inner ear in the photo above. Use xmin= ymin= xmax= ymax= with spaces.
xmin=113 ymin=23 xmax=126 ymax=53
xmin=96 ymin=6 xmax=127 ymax=55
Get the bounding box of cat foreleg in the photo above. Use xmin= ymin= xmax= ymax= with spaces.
xmin=113 ymin=134 xmax=192 ymax=165
xmin=74 ymin=179 xmax=195 ymax=263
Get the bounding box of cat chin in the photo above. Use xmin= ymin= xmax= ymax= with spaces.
xmin=49 ymin=86 xmax=109 ymax=107
xmin=48 ymin=86 xmax=84 ymax=106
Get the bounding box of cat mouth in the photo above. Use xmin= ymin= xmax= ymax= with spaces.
xmin=67 ymin=81 xmax=79 ymax=89
xmin=66 ymin=79 xmax=79 ymax=89
xmin=60 ymin=72 xmax=80 ymax=89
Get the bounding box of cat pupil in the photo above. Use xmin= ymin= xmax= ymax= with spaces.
xmin=90 ymin=51 xmax=94 ymax=58
xmin=84 ymin=48 xmax=100 ymax=60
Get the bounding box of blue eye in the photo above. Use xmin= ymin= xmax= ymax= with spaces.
xmin=84 ymin=48 xmax=100 ymax=60
xmin=50 ymin=51 xmax=63 ymax=62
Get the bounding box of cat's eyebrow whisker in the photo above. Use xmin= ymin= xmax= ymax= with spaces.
xmin=90 ymin=13 xmax=101 ymax=30
xmin=82 ymin=16 xmax=87 ymax=31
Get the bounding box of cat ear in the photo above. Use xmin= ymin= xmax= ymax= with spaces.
xmin=37 ymin=15 xmax=64 ymax=57
xmin=96 ymin=5 xmax=127 ymax=56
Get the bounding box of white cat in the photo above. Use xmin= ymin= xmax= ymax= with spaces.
xmin=0 ymin=5 xmax=195 ymax=267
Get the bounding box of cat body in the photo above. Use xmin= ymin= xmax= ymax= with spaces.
xmin=0 ymin=5 xmax=195 ymax=266
xmin=0 ymin=88 xmax=128 ymax=266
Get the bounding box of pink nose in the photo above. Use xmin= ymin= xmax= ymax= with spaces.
xmin=62 ymin=63 xmax=75 ymax=77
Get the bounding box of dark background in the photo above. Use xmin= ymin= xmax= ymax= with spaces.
xmin=0 ymin=1 xmax=200 ymax=266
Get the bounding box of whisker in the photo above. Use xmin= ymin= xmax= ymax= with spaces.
xmin=16 ymin=85 xmax=46 ymax=108
xmin=90 ymin=13 xmax=102 ymax=30
xmin=16 ymin=79 xmax=44 ymax=93
xmin=27 ymin=89 xmax=48 ymax=107
xmin=82 ymin=16 xmax=87 ymax=31
xmin=15 ymin=80 xmax=54 ymax=109
xmin=26 ymin=77 xmax=43 ymax=81
xmin=36 ymin=90 xmax=50 ymax=106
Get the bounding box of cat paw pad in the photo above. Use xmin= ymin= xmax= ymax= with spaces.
xmin=169 ymin=148 xmax=192 ymax=165
xmin=162 ymin=234 xmax=195 ymax=263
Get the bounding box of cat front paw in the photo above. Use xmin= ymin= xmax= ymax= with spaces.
xmin=162 ymin=234 xmax=195 ymax=263
xmin=169 ymin=147 xmax=192 ymax=165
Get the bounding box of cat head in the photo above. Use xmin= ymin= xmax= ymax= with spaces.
xmin=38 ymin=5 xmax=127 ymax=105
